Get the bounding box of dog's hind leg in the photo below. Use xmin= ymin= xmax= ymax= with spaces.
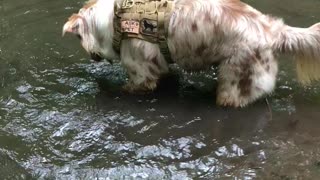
xmin=120 ymin=39 xmax=169 ymax=93
xmin=217 ymin=48 xmax=278 ymax=107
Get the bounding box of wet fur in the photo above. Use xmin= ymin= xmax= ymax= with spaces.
xmin=63 ymin=0 xmax=320 ymax=107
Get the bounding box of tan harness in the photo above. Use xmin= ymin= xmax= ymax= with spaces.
xmin=113 ymin=0 xmax=174 ymax=62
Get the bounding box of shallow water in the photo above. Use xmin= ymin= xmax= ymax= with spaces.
xmin=1 ymin=0 xmax=320 ymax=179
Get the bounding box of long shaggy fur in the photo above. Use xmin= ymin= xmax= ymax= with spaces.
xmin=63 ymin=0 xmax=320 ymax=107
xmin=273 ymin=23 xmax=320 ymax=84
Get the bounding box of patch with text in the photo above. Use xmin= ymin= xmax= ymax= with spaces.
xmin=121 ymin=20 xmax=140 ymax=34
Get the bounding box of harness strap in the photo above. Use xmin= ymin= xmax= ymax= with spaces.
xmin=112 ymin=0 xmax=174 ymax=63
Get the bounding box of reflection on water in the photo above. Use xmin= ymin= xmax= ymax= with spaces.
xmin=1 ymin=0 xmax=320 ymax=179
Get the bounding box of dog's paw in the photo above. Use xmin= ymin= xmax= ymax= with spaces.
xmin=217 ymin=95 xmax=254 ymax=108
xmin=217 ymin=95 xmax=239 ymax=107
xmin=216 ymin=93 xmax=250 ymax=108
xmin=122 ymin=84 xmax=149 ymax=95
xmin=122 ymin=80 xmax=157 ymax=95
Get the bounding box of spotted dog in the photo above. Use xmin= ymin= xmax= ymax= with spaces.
xmin=63 ymin=0 xmax=320 ymax=107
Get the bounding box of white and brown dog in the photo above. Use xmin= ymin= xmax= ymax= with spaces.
xmin=63 ymin=0 xmax=320 ymax=107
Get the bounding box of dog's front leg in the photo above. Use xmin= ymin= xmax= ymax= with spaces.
xmin=120 ymin=39 xmax=169 ymax=93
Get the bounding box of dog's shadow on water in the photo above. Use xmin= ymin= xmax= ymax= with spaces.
xmin=93 ymin=72 xmax=271 ymax=143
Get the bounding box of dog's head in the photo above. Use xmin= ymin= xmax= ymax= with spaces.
xmin=62 ymin=0 xmax=118 ymax=61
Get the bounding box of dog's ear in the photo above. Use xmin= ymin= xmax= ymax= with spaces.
xmin=62 ymin=14 xmax=81 ymax=37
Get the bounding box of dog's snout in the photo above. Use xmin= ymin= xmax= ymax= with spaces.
xmin=76 ymin=34 xmax=82 ymax=41
xmin=90 ymin=53 xmax=103 ymax=62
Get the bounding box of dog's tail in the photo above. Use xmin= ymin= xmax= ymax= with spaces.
xmin=273 ymin=23 xmax=320 ymax=85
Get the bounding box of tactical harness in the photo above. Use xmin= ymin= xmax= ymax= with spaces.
xmin=113 ymin=0 xmax=174 ymax=62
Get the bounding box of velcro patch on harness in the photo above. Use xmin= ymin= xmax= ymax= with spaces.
xmin=121 ymin=19 xmax=158 ymax=37
xmin=121 ymin=20 xmax=140 ymax=34
xmin=141 ymin=19 xmax=158 ymax=36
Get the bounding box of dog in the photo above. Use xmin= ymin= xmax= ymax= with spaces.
xmin=63 ymin=0 xmax=320 ymax=107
